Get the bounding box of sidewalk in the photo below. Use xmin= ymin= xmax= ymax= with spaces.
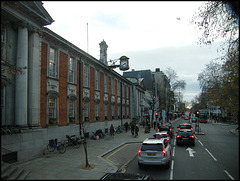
xmin=17 ymin=126 xmax=156 ymax=180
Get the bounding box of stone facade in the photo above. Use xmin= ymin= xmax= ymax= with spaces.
xmin=1 ymin=1 xmax=136 ymax=163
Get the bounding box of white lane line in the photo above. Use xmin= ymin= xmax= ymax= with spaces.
xmin=172 ymin=147 xmax=175 ymax=157
xmin=205 ymin=148 xmax=217 ymax=161
xmin=224 ymin=170 xmax=234 ymax=180
xmin=198 ymin=140 xmax=203 ymax=146
xmin=170 ymin=160 xmax=174 ymax=180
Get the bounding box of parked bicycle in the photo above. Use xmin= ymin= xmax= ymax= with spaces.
xmin=47 ymin=139 xmax=66 ymax=154
xmin=65 ymin=135 xmax=80 ymax=148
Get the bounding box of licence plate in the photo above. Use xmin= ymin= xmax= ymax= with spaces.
xmin=183 ymin=138 xmax=189 ymax=140
xmin=147 ymin=153 xmax=156 ymax=156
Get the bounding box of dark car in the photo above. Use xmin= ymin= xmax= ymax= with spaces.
xmin=100 ymin=173 xmax=153 ymax=180
xmin=191 ymin=117 xmax=197 ymax=123
xmin=158 ymin=123 xmax=174 ymax=138
xmin=176 ymin=129 xmax=195 ymax=146
xmin=177 ymin=123 xmax=192 ymax=131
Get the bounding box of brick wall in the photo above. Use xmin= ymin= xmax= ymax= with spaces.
xmin=40 ymin=42 xmax=48 ymax=128
xmin=59 ymin=51 xmax=68 ymax=126
xmin=100 ymin=72 xmax=104 ymax=122
xmin=108 ymin=76 xmax=111 ymax=120
xmin=89 ymin=66 xmax=95 ymax=123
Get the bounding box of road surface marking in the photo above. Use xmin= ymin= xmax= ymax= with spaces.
xmin=205 ymin=148 xmax=217 ymax=161
xmin=224 ymin=170 xmax=234 ymax=180
xmin=170 ymin=160 xmax=174 ymax=180
xmin=105 ymin=144 xmax=129 ymax=166
xmin=198 ymin=140 xmax=203 ymax=146
xmin=186 ymin=147 xmax=196 ymax=157
xmin=172 ymin=147 xmax=175 ymax=157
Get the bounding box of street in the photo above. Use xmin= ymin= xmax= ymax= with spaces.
xmin=103 ymin=118 xmax=239 ymax=180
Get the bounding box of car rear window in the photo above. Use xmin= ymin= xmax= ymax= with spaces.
xmin=160 ymin=126 xmax=170 ymax=131
xmin=179 ymin=125 xmax=192 ymax=129
xmin=155 ymin=134 xmax=167 ymax=139
xmin=179 ymin=132 xmax=193 ymax=136
xmin=141 ymin=143 xmax=163 ymax=151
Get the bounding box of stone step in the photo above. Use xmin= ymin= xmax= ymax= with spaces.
xmin=1 ymin=162 xmax=31 ymax=180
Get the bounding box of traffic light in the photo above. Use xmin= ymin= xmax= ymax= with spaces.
xmin=155 ymin=112 xmax=158 ymax=119
xmin=196 ymin=111 xmax=199 ymax=118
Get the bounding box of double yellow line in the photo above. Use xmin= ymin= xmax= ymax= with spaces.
xmin=105 ymin=144 xmax=129 ymax=167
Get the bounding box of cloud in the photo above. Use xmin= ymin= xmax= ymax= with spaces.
xmin=111 ymin=41 xmax=223 ymax=102
xmin=93 ymin=12 xmax=130 ymax=30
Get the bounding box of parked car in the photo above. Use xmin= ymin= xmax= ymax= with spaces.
xmin=158 ymin=123 xmax=174 ymax=138
xmin=177 ymin=123 xmax=192 ymax=131
xmin=153 ymin=131 xmax=171 ymax=145
xmin=176 ymin=129 xmax=195 ymax=146
xmin=138 ymin=138 xmax=171 ymax=168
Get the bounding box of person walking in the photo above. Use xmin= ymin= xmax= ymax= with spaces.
xmin=124 ymin=121 xmax=129 ymax=132
xmin=110 ymin=124 xmax=114 ymax=137
xmin=135 ymin=125 xmax=139 ymax=137
xmin=131 ymin=122 xmax=135 ymax=136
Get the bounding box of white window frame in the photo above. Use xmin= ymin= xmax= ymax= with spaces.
xmin=48 ymin=95 xmax=58 ymax=124
xmin=68 ymin=57 xmax=76 ymax=83
xmin=68 ymin=98 xmax=76 ymax=123
xmin=48 ymin=47 xmax=58 ymax=78
xmin=83 ymin=64 xmax=89 ymax=87
xmin=95 ymin=70 xmax=100 ymax=90
xmin=104 ymin=74 xmax=108 ymax=93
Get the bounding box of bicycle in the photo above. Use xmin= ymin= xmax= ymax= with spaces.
xmin=47 ymin=139 xmax=66 ymax=154
xmin=65 ymin=135 xmax=80 ymax=148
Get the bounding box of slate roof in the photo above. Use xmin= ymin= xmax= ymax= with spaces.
xmin=123 ymin=70 xmax=154 ymax=90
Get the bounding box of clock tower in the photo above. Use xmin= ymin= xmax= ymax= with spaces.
xmin=99 ymin=40 xmax=108 ymax=65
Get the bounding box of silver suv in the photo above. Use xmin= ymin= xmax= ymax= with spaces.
xmin=138 ymin=138 xmax=171 ymax=168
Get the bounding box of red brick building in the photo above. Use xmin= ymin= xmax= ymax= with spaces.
xmin=1 ymin=1 xmax=135 ymax=162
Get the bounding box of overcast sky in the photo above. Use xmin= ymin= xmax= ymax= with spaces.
xmin=42 ymin=1 xmax=224 ymax=103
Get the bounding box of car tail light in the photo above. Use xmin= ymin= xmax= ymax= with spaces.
xmin=191 ymin=128 xmax=193 ymax=130
xmin=138 ymin=149 xmax=141 ymax=156
xmin=176 ymin=135 xmax=181 ymax=138
xmin=190 ymin=135 xmax=195 ymax=139
xmin=157 ymin=129 xmax=159 ymax=131
xmin=163 ymin=150 xmax=167 ymax=157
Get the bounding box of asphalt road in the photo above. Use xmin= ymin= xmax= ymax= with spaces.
xmin=105 ymin=118 xmax=239 ymax=180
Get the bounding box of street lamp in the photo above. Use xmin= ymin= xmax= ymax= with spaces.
xmin=108 ymin=56 xmax=130 ymax=71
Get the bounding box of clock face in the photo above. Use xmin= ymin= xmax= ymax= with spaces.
xmin=121 ymin=61 xmax=127 ymax=67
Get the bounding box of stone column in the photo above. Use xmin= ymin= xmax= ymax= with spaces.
xmin=28 ymin=30 xmax=41 ymax=127
xmin=15 ymin=26 xmax=28 ymax=127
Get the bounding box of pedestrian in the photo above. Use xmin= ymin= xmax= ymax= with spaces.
xmin=135 ymin=125 xmax=139 ymax=137
xmin=124 ymin=121 xmax=129 ymax=132
xmin=110 ymin=124 xmax=114 ymax=137
xmin=131 ymin=123 xmax=135 ymax=136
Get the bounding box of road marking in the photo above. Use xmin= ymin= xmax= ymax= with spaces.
xmin=186 ymin=147 xmax=196 ymax=157
xmin=205 ymin=148 xmax=217 ymax=161
xmin=224 ymin=170 xmax=234 ymax=180
xmin=172 ymin=147 xmax=175 ymax=157
xmin=198 ymin=140 xmax=203 ymax=146
xmin=105 ymin=144 xmax=129 ymax=166
xmin=170 ymin=160 xmax=174 ymax=180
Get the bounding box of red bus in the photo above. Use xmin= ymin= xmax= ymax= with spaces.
xmin=199 ymin=109 xmax=208 ymax=123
